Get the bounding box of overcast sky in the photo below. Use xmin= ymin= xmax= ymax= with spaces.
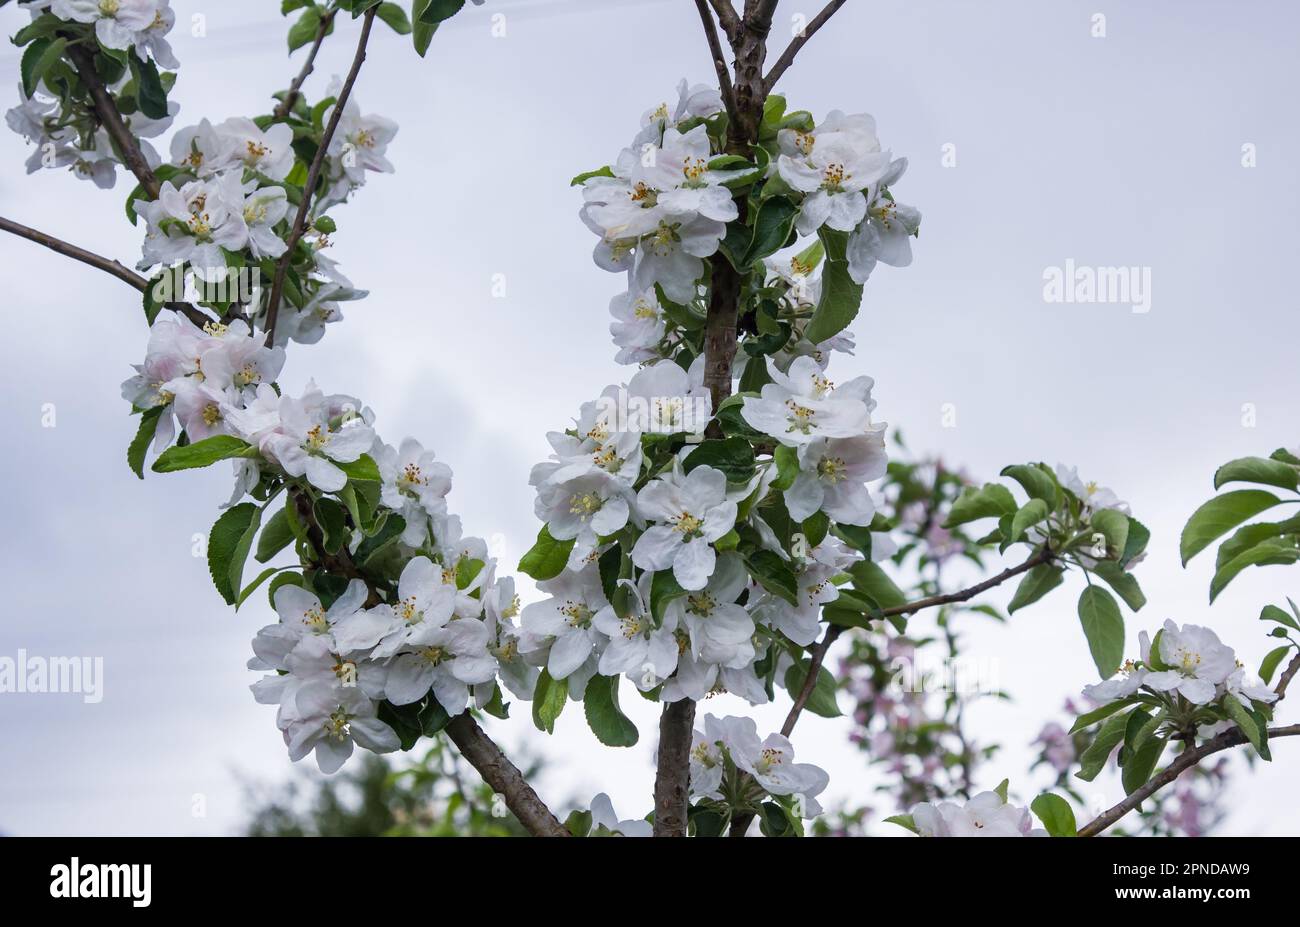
xmin=1 ymin=0 xmax=1298 ymax=836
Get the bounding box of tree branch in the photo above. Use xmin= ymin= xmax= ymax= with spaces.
xmin=264 ymin=7 xmax=377 ymax=346
xmin=1077 ymin=723 xmax=1300 ymax=837
xmin=763 ymin=0 xmax=848 ymax=93
xmin=878 ymin=546 xmax=1055 ymax=619
xmin=444 ymin=713 xmax=570 ymax=837
xmin=781 ymin=624 xmax=843 ymax=737
xmin=653 ymin=700 xmax=697 ymax=836
xmin=707 ymin=0 xmax=743 ymax=41
xmin=273 ymin=10 xmax=337 ymax=121
xmin=0 ymin=215 xmax=146 ymax=291
xmin=1079 ymin=650 xmax=1300 ymax=837
xmin=0 ymin=214 xmax=211 ymax=326
xmin=65 ymin=40 xmax=160 ymax=200
xmin=693 ymin=0 xmax=737 ymax=122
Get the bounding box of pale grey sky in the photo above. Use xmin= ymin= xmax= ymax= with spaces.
xmin=1 ymin=0 xmax=1298 ymax=835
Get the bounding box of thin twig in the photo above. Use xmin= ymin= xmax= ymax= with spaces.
xmin=264 ymin=7 xmax=377 ymax=346
xmin=273 ymin=10 xmax=337 ymax=120
xmin=763 ymin=0 xmax=848 ymax=93
xmin=0 ymin=215 xmax=146 ymax=291
xmin=0 ymin=215 xmax=210 ymax=326
xmin=444 ymin=713 xmax=570 ymax=837
xmin=879 ymin=546 xmax=1055 ymax=619
xmin=65 ymin=40 xmax=160 ymax=200
xmin=693 ymin=0 xmax=737 ymax=122
xmin=781 ymin=624 xmax=843 ymax=737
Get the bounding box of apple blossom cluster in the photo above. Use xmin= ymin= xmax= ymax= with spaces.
xmin=689 ymin=714 xmax=829 ymax=825
xmin=579 ymin=83 xmax=919 ymax=368
xmin=115 ymin=308 xmax=534 ymax=772
xmin=518 ymin=354 xmax=892 ymax=710
xmin=6 ymin=0 xmax=178 ymax=188
xmin=1082 ymin=620 xmax=1277 ymax=719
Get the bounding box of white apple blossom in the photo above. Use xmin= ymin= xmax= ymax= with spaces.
xmin=710 ymin=714 xmax=829 ymax=815
xmin=911 ymin=791 xmax=1045 ymax=837
xmin=519 ymin=566 xmax=610 ymax=679
xmin=138 ymin=173 xmax=250 ymax=272
xmin=609 ymin=286 xmax=667 ymax=364
xmin=375 ymin=437 xmax=453 ymax=548
xmin=663 ymin=553 xmax=755 ymax=667
xmin=588 ymin=793 xmax=652 ymax=837
xmin=1225 ymin=667 xmax=1278 ymax=709
xmin=777 ymin=110 xmax=892 ymax=236
xmin=846 ymin=159 xmax=920 ymax=284
xmin=631 ymin=464 xmax=738 ymax=590
xmin=283 ymin=681 xmax=399 ymax=774
xmin=384 ymin=616 xmax=496 ymax=714
xmin=592 ymin=574 xmax=680 ymax=688
xmin=52 ymin=0 xmax=159 ymax=52
xmin=741 ymin=355 xmax=879 ymax=446
xmin=784 ymin=432 xmax=888 ymax=524
xmin=220 ymin=116 xmax=295 ymax=181
xmin=255 ymin=383 xmax=376 ymax=493
xmin=1143 ymin=620 xmax=1238 ymax=705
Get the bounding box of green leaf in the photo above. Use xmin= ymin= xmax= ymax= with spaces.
xmin=21 ymin=36 xmax=66 ymax=99
xmin=1222 ymin=689 xmax=1264 ymax=756
xmin=569 ymin=165 xmax=614 ymax=186
xmin=531 ymin=669 xmax=566 ymax=734
xmin=375 ymin=2 xmax=412 ymax=32
xmin=744 ymin=550 xmax=798 ymax=605
xmin=1076 ymin=709 xmax=1130 ymax=781
xmin=255 ymin=505 xmax=295 ymax=563
xmin=884 ymin=813 xmax=918 ymax=835
xmin=1078 ymin=585 xmax=1125 ymax=678
xmin=1093 ymin=561 xmax=1146 ymax=611
xmin=683 ymin=437 xmax=756 ymax=483
xmin=127 ymin=406 xmax=164 ymax=479
xmin=803 ymin=256 xmax=863 ymax=344
xmin=848 ymin=560 xmax=907 ymax=610
xmin=1209 ymin=539 xmax=1300 ymax=603
xmin=1216 ymin=515 xmax=1300 ymax=571
xmin=1007 ymin=498 xmax=1049 ymax=543
xmin=1121 ymin=713 xmax=1166 ymax=796
xmin=1007 ymin=563 xmax=1064 ymax=614
xmin=417 ymin=0 xmax=464 ymax=24
xmin=1090 ymin=509 xmax=1129 ymax=559
xmin=1030 ymin=793 xmax=1076 ymax=837
xmin=1213 ymin=456 xmax=1299 ymax=492
xmin=152 ymin=435 xmax=252 ymax=473
xmin=334 ymin=453 xmax=381 ymax=482
xmin=236 ymin=566 xmax=291 ymax=610
xmin=732 ymin=196 xmax=798 ymax=267
xmin=518 ymin=525 xmax=575 ymax=582
xmin=208 ymin=504 xmax=258 ymax=605
xmin=993 ymin=779 xmax=1009 ymax=802
xmin=129 ymin=51 xmax=167 ymax=119
xmin=945 ymin=483 xmax=1017 ymax=527
xmin=1070 ymin=698 xmax=1132 ymax=734
xmin=1260 ymin=603 xmax=1300 ymax=632
xmin=1000 ymin=463 xmax=1058 ymax=506
xmin=649 ymin=569 xmax=689 ymax=624
xmin=1119 ymin=516 xmax=1150 ymax=569
xmin=783 ymin=659 xmax=841 ymax=718
xmin=583 ymin=675 xmax=639 ymax=747
xmin=1260 ymin=646 xmax=1291 ymax=684
xmin=287 ymin=7 xmax=323 ymax=51
xmin=1180 ymin=489 xmax=1284 ymax=565
xmin=772 ymin=444 xmax=800 ymax=491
